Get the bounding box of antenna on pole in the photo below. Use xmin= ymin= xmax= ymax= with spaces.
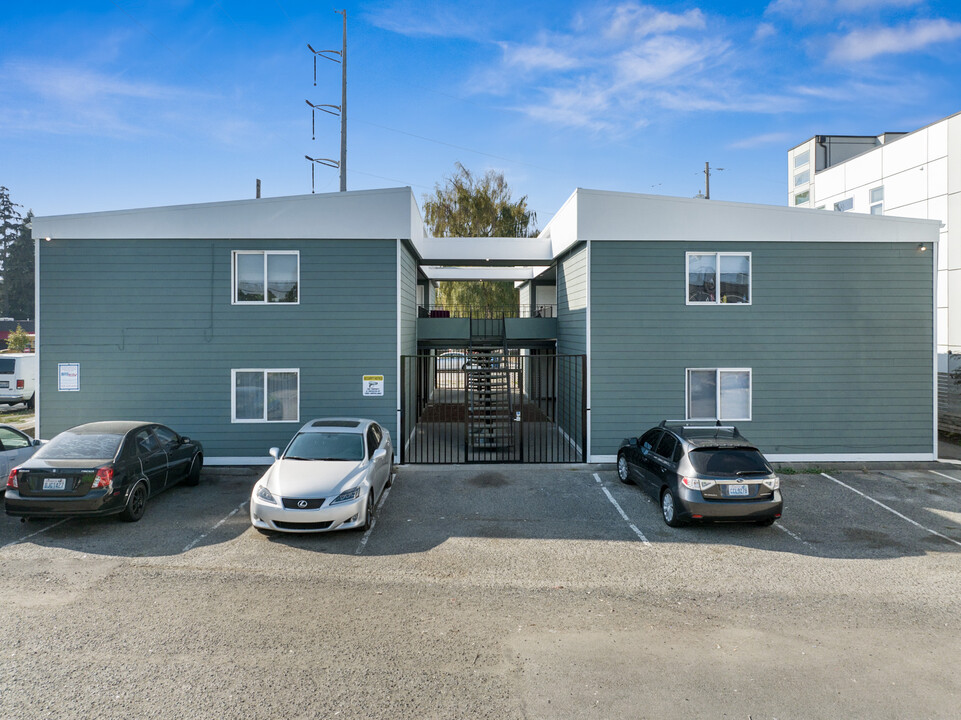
xmin=306 ymin=10 xmax=347 ymax=192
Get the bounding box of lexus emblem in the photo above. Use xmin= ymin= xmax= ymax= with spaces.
xmin=297 ymin=500 xmax=308 ymax=508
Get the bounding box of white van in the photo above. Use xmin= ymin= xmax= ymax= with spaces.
xmin=0 ymin=353 xmax=37 ymax=408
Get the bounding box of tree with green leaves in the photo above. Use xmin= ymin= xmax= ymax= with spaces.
xmin=5 ymin=324 xmax=30 ymax=352
xmin=0 ymin=187 xmax=33 ymax=320
xmin=423 ymin=164 xmax=537 ymax=313
xmin=3 ymin=210 xmax=35 ymax=320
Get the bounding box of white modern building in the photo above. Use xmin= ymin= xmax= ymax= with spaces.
xmin=788 ymin=111 xmax=961 ymax=356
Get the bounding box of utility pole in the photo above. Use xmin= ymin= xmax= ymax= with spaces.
xmin=306 ymin=10 xmax=347 ymax=193
xmin=703 ymin=162 xmax=724 ymax=199
xmin=337 ymin=9 xmax=346 ymax=192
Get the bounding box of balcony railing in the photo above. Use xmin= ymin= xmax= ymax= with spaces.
xmin=418 ymin=304 xmax=556 ymax=319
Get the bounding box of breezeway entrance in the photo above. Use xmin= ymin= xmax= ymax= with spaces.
xmin=400 ymin=353 xmax=586 ymax=463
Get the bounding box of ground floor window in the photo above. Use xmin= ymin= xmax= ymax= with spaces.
xmin=686 ymin=368 xmax=751 ymax=421
xmin=232 ymin=369 xmax=299 ymax=423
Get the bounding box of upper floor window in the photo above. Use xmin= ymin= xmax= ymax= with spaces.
xmin=233 ymin=251 xmax=299 ymax=304
xmin=834 ymin=198 xmax=853 ymax=212
xmin=794 ymin=190 xmax=810 ymax=206
xmin=687 ymin=253 xmax=751 ymax=305
xmin=794 ymin=150 xmax=810 ymax=169
xmin=870 ymin=186 xmax=883 ymax=215
xmin=794 ymin=169 xmax=810 ymax=187
xmin=687 ymin=368 xmax=752 ymax=421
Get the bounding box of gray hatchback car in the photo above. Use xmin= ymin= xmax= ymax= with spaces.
xmin=617 ymin=422 xmax=782 ymax=527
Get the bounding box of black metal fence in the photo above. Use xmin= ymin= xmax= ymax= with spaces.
xmin=418 ymin=304 xmax=556 ymax=319
xmin=400 ymin=352 xmax=586 ymax=463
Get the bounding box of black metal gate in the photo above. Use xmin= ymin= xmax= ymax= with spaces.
xmin=400 ymin=352 xmax=586 ymax=463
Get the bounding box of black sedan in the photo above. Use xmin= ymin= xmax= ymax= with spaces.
xmin=4 ymin=421 xmax=203 ymax=522
xmin=617 ymin=421 xmax=782 ymax=527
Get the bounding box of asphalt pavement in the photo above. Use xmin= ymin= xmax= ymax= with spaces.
xmin=1 ymin=461 xmax=960 ymax=719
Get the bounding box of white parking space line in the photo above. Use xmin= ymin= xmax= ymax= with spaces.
xmin=594 ymin=472 xmax=651 ymax=546
xmin=354 ymin=479 xmax=393 ymax=556
xmin=0 ymin=518 xmax=71 ymax=550
xmin=774 ymin=522 xmax=816 ymax=550
xmin=929 ymin=469 xmax=961 ymax=485
xmin=821 ymin=473 xmax=961 ymax=549
xmin=183 ymin=501 xmax=248 ymax=553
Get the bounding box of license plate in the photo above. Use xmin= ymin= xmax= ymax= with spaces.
xmin=727 ymin=484 xmax=749 ymax=497
xmin=43 ymin=477 xmax=66 ymax=491
xmin=0 ymin=381 xmax=8 ymax=388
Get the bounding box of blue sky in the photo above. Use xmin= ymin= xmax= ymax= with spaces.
xmin=2 ymin=0 xmax=961 ymax=226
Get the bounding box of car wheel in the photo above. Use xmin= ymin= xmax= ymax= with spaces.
xmin=755 ymin=517 xmax=776 ymax=527
xmin=184 ymin=454 xmax=202 ymax=487
xmin=386 ymin=458 xmax=394 ymax=488
xmin=616 ymin=454 xmax=632 ymax=484
xmin=360 ymin=490 xmax=374 ymax=532
xmin=661 ymin=488 xmax=685 ymax=528
xmin=120 ymin=481 xmax=148 ymax=522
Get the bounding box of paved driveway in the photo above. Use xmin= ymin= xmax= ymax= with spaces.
xmin=1 ymin=462 xmax=960 ymax=719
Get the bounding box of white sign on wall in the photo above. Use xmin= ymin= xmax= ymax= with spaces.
xmin=363 ymin=375 xmax=384 ymax=397
xmin=58 ymin=363 xmax=80 ymax=391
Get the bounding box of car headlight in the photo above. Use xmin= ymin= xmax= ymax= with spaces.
xmin=255 ymin=484 xmax=278 ymax=505
xmin=330 ymin=487 xmax=362 ymax=505
xmin=762 ymin=476 xmax=780 ymax=490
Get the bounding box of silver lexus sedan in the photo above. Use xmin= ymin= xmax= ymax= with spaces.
xmin=249 ymin=418 xmax=393 ymax=534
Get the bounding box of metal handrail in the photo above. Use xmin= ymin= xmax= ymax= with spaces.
xmin=418 ymin=304 xmax=556 ymax=319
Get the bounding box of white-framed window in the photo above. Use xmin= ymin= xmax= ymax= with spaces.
xmin=794 ymin=190 xmax=810 ymax=206
xmin=870 ymin=186 xmax=883 ymax=215
xmin=834 ymin=197 xmax=853 ymax=212
xmin=794 ymin=150 xmax=810 ymax=169
xmin=686 ymin=368 xmax=752 ymax=421
xmin=794 ymin=169 xmax=810 ymax=187
xmin=687 ymin=252 xmax=751 ymax=305
xmin=232 ymin=251 xmax=300 ymax=304
xmin=231 ymin=369 xmax=300 ymax=423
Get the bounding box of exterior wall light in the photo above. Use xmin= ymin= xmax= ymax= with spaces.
xmin=918 ymin=243 xmax=928 ymax=252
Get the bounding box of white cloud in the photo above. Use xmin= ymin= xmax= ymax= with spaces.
xmin=365 ymin=2 xmax=491 ymax=40
xmin=765 ymin=0 xmax=923 ymax=18
xmin=499 ymin=43 xmax=580 ymax=72
xmin=603 ymin=3 xmax=706 ymax=39
xmin=828 ymin=19 xmax=961 ymax=61
xmin=727 ymin=131 xmax=794 ymax=149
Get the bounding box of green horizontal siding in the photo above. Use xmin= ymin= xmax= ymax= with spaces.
xmin=591 ymin=241 xmax=934 ymax=457
xmin=39 ymin=238 xmax=398 ymax=457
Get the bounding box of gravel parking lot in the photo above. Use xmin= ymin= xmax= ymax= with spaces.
xmin=1 ymin=461 xmax=960 ymax=719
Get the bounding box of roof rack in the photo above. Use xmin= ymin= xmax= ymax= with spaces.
xmin=659 ymin=419 xmax=742 ymax=438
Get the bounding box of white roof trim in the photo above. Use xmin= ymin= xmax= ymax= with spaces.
xmin=32 ymin=187 xmax=419 ymax=241
xmin=412 ymin=236 xmax=553 ymax=264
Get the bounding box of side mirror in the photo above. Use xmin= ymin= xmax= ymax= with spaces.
xmin=628 ymin=437 xmax=638 ymax=446
xmin=268 ymin=447 xmax=280 ymax=460
xmin=372 ymin=448 xmax=387 ymax=462
xmin=180 ymin=436 xmax=191 ymax=444
xmin=33 ymin=439 xmax=43 ymax=446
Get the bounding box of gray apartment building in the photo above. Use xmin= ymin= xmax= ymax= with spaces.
xmin=32 ymin=186 xmax=939 ymax=464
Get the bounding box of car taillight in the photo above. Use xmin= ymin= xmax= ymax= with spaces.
xmin=16 ymin=379 xmax=24 ymax=389
xmin=92 ymin=466 xmax=114 ymax=489
xmin=680 ymin=476 xmax=716 ymax=491
xmin=6 ymin=468 xmax=18 ymax=489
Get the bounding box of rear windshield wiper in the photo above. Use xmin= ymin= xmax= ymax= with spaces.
xmin=735 ymin=469 xmax=769 ymax=476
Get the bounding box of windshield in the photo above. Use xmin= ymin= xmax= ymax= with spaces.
xmin=283 ymin=432 xmax=364 ymax=461
xmin=34 ymin=431 xmax=123 ymax=460
xmin=688 ymin=448 xmax=771 ymax=476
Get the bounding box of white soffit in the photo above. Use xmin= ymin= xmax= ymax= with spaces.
xmin=421 ymin=266 xmax=549 ymax=281
xmin=32 ymin=187 xmax=418 ymax=240
xmin=412 ymin=236 xmax=553 ymax=265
